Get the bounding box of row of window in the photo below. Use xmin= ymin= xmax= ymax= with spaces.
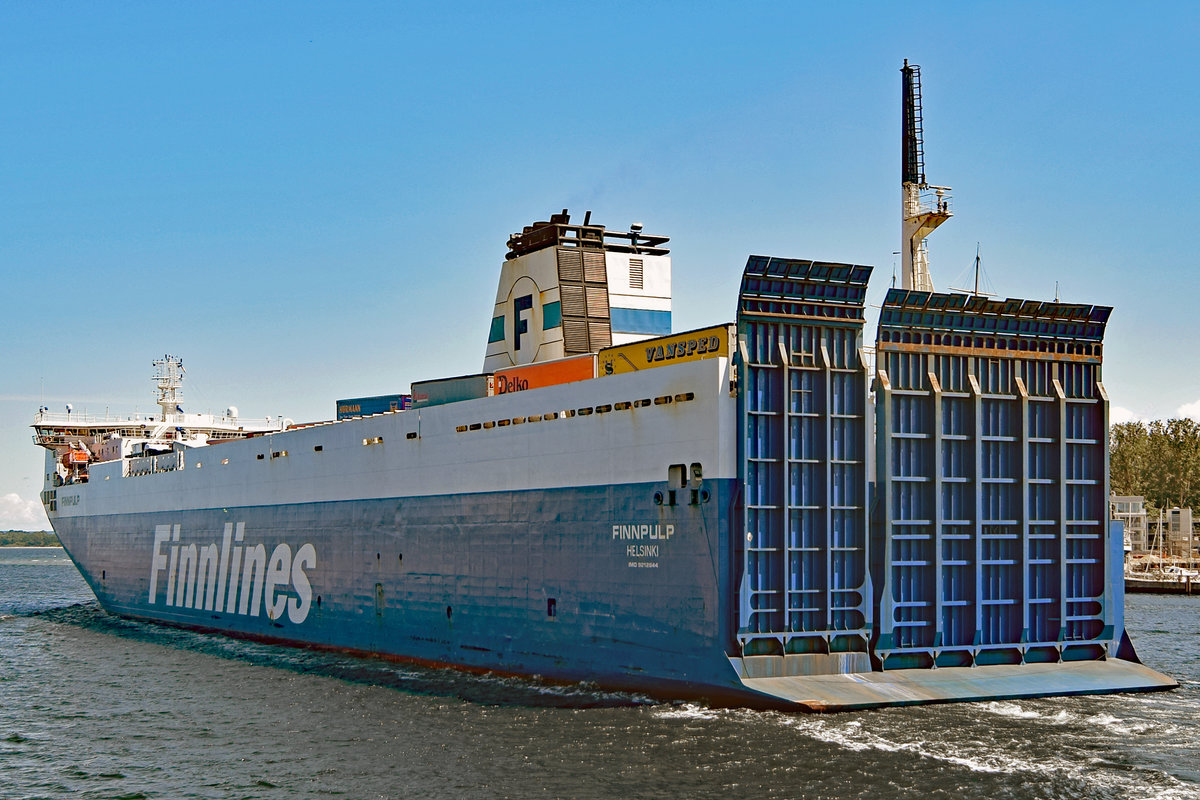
xmin=454 ymin=393 xmax=695 ymax=433
xmin=164 ymin=392 xmax=700 ymax=471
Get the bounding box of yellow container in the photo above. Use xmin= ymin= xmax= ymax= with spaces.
xmin=598 ymin=324 xmax=733 ymax=376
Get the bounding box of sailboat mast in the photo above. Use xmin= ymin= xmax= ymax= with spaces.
xmin=974 ymin=244 xmax=981 ymax=296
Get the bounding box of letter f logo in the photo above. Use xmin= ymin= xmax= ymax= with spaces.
xmin=513 ymin=294 xmax=533 ymax=352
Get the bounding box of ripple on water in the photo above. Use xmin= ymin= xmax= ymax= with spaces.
xmin=4 ymin=552 xmax=1200 ymax=799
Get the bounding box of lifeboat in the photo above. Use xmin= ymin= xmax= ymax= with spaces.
xmin=61 ymin=448 xmax=91 ymax=467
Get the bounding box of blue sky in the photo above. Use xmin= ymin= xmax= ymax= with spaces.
xmin=3 ymin=2 xmax=1198 ymax=529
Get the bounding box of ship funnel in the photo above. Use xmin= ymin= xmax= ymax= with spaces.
xmin=484 ymin=212 xmax=671 ymax=372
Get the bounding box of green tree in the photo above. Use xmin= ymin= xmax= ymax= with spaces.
xmin=0 ymin=530 xmax=58 ymax=546
xmin=1146 ymin=418 xmax=1200 ymax=510
xmin=1110 ymin=420 xmax=1151 ymax=498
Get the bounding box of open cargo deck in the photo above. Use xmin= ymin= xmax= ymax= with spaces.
xmin=724 ymin=253 xmax=1174 ymax=708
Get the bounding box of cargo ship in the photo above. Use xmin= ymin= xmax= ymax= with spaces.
xmin=32 ymin=64 xmax=1175 ymax=710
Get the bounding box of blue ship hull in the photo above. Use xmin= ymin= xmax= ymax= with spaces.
xmin=52 ymin=480 xmax=755 ymax=702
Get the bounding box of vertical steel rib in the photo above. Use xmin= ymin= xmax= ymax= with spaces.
xmin=1054 ymin=376 xmax=1068 ymax=649
xmin=1016 ymin=376 xmax=1031 ymax=654
xmin=821 ymin=342 xmax=833 ymax=641
xmin=969 ymin=371 xmax=983 ymax=654
xmin=778 ymin=337 xmax=790 ymax=645
xmin=929 ymin=370 xmax=944 ymax=657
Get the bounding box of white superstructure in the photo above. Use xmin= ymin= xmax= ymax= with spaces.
xmin=33 ymin=355 xmax=288 ymax=490
xmin=40 ymin=356 xmax=736 ymax=521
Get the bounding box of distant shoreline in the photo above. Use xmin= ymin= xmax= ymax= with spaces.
xmin=0 ymin=532 xmax=59 ymax=547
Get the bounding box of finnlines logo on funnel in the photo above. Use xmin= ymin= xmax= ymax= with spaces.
xmin=148 ymin=522 xmax=317 ymax=623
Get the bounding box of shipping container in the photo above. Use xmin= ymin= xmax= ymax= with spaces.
xmin=410 ymin=374 xmax=495 ymax=408
xmin=335 ymin=393 xmax=412 ymax=420
xmin=494 ymin=354 xmax=596 ymax=395
xmin=598 ymin=323 xmax=734 ymax=376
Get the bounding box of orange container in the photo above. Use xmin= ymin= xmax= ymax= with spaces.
xmin=494 ymin=354 xmax=596 ymax=395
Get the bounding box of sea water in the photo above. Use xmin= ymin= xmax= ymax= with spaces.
xmin=2 ymin=547 xmax=1198 ymax=799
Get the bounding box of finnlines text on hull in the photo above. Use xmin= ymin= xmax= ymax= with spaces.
xmin=148 ymin=523 xmax=317 ymax=624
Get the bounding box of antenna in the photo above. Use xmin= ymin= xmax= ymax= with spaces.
xmin=901 ymin=60 xmax=952 ymax=293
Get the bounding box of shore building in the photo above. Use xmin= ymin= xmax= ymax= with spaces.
xmin=1112 ymin=495 xmax=1149 ymax=552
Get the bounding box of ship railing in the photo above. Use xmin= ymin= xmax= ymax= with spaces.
xmin=35 ymin=410 xmax=162 ymax=427
xmin=916 ymin=185 xmax=953 ymax=216
xmin=33 ymin=409 xmax=283 ymax=431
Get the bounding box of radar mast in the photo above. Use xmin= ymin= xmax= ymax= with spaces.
xmin=152 ymin=354 xmax=185 ymax=421
xmin=901 ymin=59 xmax=952 ymax=292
